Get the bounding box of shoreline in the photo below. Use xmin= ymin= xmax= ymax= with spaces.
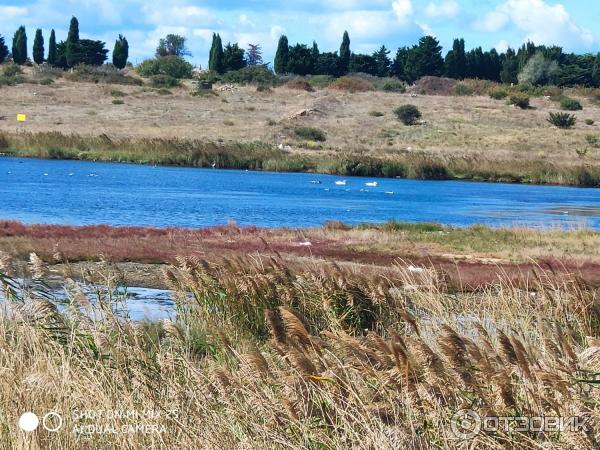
xmin=2 ymin=132 xmax=600 ymax=187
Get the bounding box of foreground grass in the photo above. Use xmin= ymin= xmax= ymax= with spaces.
xmin=2 ymin=131 xmax=600 ymax=186
xmin=1 ymin=252 xmax=600 ymax=448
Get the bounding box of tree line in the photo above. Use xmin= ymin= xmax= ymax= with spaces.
xmin=0 ymin=17 xmax=129 ymax=69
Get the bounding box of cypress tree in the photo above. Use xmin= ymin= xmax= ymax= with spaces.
xmin=47 ymin=29 xmax=57 ymax=65
xmin=311 ymin=41 xmax=319 ymax=68
xmin=66 ymin=16 xmax=80 ymax=67
xmin=592 ymin=53 xmax=600 ymax=88
xmin=209 ymin=33 xmax=224 ymax=74
xmin=339 ymin=31 xmax=350 ymax=75
xmin=12 ymin=26 xmax=27 ymax=64
xmin=112 ymin=34 xmax=128 ymax=69
xmin=274 ymin=35 xmax=289 ymax=74
xmin=33 ymin=29 xmax=44 ymax=64
xmin=0 ymin=35 xmax=8 ymax=64
xmin=446 ymin=38 xmax=466 ymax=79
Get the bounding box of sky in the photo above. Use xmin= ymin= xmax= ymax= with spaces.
xmin=0 ymin=0 xmax=599 ymax=67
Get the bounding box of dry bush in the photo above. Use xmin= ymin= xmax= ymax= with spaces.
xmin=285 ymin=79 xmax=314 ymax=92
xmin=329 ymin=76 xmax=375 ymax=93
xmin=413 ymin=76 xmax=457 ymax=96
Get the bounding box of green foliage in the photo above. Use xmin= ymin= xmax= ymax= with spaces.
xmin=489 ymin=87 xmax=508 ymax=100
xmin=220 ymin=66 xmax=277 ymax=85
xmin=413 ymin=36 xmax=445 ymax=78
xmin=47 ymin=30 xmax=57 ymax=66
xmin=445 ymin=38 xmax=466 ymax=79
xmin=136 ymin=56 xmax=193 ymax=79
xmin=372 ymin=45 xmax=391 ymax=77
xmin=223 ymin=43 xmax=246 ymax=72
xmin=0 ymin=63 xmax=25 ymax=86
xmin=294 ymin=127 xmax=327 ymax=141
xmin=394 ymin=104 xmax=422 ymax=125
xmin=585 ymin=134 xmax=600 ymax=147
xmin=369 ymin=111 xmax=384 ymax=117
xmin=548 ymin=112 xmax=577 ymax=129
xmin=112 ymin=99 xmax=124 ymax=105
xmin=12 ymin=26 xmax=27 ymax=65
xmin=560 ymin=97 xmax=582 ymax=111
xmin=339 ymin=31 xmax=350 ymax=75
xmin=33 ymin=29 xmax=44 ymax=64
xmin=286 ymin=44 xmax=313 ymax=75
xmin=509 ymin=93 xmax=530 ymax=109
xmin=150 ymin=74 xmax=179 ymax=88
xmin=381 ymin=79 xmax=405 ymax=92
xmin=0 ymin=35 xmax=8 ymax=64
xmin=274 ymin=35 xmax=289 ymax=74
xmin=156 ymin=34 xmax=189 ymax=58
xmin=66 ymin=64 xmax=141 ymax=85
xmin=209 ymin=33 xmax=224 ymax=74
xmin=330 ymin=76 xmax=374 ymax=92
xmin=518 ymin=52 xmax=559 ymax=86
xmin=112 ymin=35 xmax=129 ymax=69
xmin=585 ymin=119 xmax=595 ymax=125
xmin=454 ymin=83 xmax=473 ymax=96
xmin=246 ymin=44 xmax=263 ymax=66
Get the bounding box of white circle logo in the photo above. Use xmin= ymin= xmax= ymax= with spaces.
xmin=42 ymin=412 xmax=63 ymax=432
xmin=451 ymin=409 xmax=481 ymax=440
xmin=18 ymin=412 xmax=39 ymax=432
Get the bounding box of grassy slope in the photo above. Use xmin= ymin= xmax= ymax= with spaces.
xmin=1 ymin=71 xmax=600 ymax=185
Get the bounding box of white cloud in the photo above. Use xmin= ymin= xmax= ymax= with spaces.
xmin=0 ymin=6 xmax=28 ymax=17
xmin=475 ymin=0 xmax=595 ymax=50
xmin=270 ymin=25 xmax=285 ymax=41
xmin=392 ymin=0 xmax=413 ymax=23
xmin=495 ymin=39 xmax=510 ymax=53
xmin=424 ymin=1 xmax=459 ymax=19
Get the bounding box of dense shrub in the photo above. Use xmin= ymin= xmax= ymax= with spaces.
xmin=220 ymin=66 xmax=277 ymax=86
xmin=394 ymin=104 xmax=422 ymax=125
xmin=548 ymin=112 xmax=576 ymax=129
xmin=294 ymin=127 xmax=327 ymax=141
xmin=560 ymin=97 xmax=582 ymax=111
xmin=509 ymin=93 xmax=530 ymax=109
xmin=136 ymin=56 xmax=193 ymax=79
xmin=285 ymin=79 xmax=314 ymax=92
xmin=489 ymin=87 xmax=508 ymax=100
xmin=381 ymin=80 xmax=405 ymax=93
xmin=150 ymin=74 xmax=180 ymax=88
xmin=306 ymin=75 xmax=334 ymax=89
xmin=329 ymin=76 xmax=374 ymax=92
xmin=543 ymin=86 xmax=563 ymax=101
xmin=369 ymin=111 xmax=384 ymax=117
xmin=585 ymin=119 xmax=595 ymax=125
xmin=66 ymin=64 xmax=141 ymax=85
xmin=454 ymin=83 xmax=473 ymax=96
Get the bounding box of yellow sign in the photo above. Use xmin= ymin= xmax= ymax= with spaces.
xmin=17 ymin=114 xmax=26 ymax=122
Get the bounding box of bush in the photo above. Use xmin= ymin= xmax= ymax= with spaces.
xmin=509 ymin=93 xmax=530 ymax=109
xmin=112 ymin=99 xmax=124 ymax=105
xmin=369 ymin=111 xmax=384 ymax=117
xmin=136 ymin=56 xmax=193 ymax=79
xmin=306 ymin=75 xmax=334 ymax=89
xmin=454 ymin=83 xmax=473 ymax=96
xmin=294 ymin=127 xmax=327 ymax=141
xmin=381 ymin=80 xmax=406 ymax=93
xmin=394 ymin=104 xmax=422 ymax=125
xmin=38 ymin=78 xmax=54 ymax=85
xmin=220 ymin=66 xmax=277 ymax=86
xmin=489 ymin=88 xmax=508 ymax=100
xmin=585 ymin=134 xmax=600 ymax=147
xmin=285 ymin=79 xmax=314 ymax=92
xmin=548 ymin=112 xmax=576 ymax=129
xmin=3 ymin=63 xmax=23 ymax=77
xmin=110 ymin=90 xmax=127 ymax=97
xmin=66 ymin=64 xmax=141 ymax=85
xmin=560 ymin=97 xmax=582 ymax=111
xmin=150 ymin=74 xmax=180 ymax=88
xmin=585 ymin=119 xmax=595 ymax=125
xmin=330 ymin=76 xmax=374 ymax=93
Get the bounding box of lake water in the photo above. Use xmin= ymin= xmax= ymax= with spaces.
xmin=1 ymin=156 xmax=600 ymax=229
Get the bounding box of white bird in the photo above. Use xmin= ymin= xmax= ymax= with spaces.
xmin=335 ymin=180 xmax=347 ymax=186
xmin=365 ymin=181 xmax=378 ymax=187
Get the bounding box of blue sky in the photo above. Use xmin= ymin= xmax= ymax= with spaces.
xmin=0 ymin=0 xmax=599 ymax=67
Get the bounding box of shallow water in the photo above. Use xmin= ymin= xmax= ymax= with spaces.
xmin=1 ymin=157 xmax=600 ymax=229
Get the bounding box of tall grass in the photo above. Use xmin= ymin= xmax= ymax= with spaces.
xmin=1 ymin=252 xmax=600 ymax=448
xmin=1 ymin=131 xmax=599 ymax=186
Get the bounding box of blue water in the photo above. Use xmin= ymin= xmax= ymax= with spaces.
xmin=1 ymin=156 xmax=600 ymax=229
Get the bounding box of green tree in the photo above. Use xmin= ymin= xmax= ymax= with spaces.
xmin=339 ymin=31 xmax=350 ymax=75
xmin=592 ymin=53 xmax=600 ymax=87
xmin=0 ymin=35 xmax=8 ymax=64
xmin=372 ymin=45 xmax=391 ymax=77
xmin=112 ymin=34 xmax=128 ymax=69
xmin=392 ymin=47 xmax=410 ymax=81
xmin=12 ymin=26 xmax=27 ymax=64
xmin=33 ymin=29 xmax=44 ymax=64
xmin=349 ymin=53 xmax=377 ymax=75
xmin=47 ymin=29 xmax=57 ymax=65
xmin=414 ymin=36 xmax=444 ymax=77
xmin=314 ymin=52 xmax=339 ymax=76
xmin=208 ymin=33 xmax=224 ymax=74
xmin=445 ymin=38 xmax=465 ymax=79
xmin=274 ymin=35 xmax=289 ymax=74
xmin=223 ymin=42 xmax=246 ymax=71
xmin=246 ymin=44 xmax=263 ymax=66
xmin=287 ymin=44 xmax=313 ymax=75
xmin=518 ymin=52 xmax=559 ymax=85
xmin=156 ymin=34 xmax=189 ymax=57
xmin=311 ymin=41 xmax=319 ymax=68
xmin=65 ymin=16 xmax=80 ymax=67
xmin=500 ymin=47 xmax=519 ymax=84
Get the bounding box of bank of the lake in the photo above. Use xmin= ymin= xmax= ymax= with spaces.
xmin=2 ymin=131 xmax=600 ymax=187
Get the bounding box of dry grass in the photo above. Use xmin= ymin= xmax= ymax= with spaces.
xmin=2 ymin=251 xmax=600 ymax=448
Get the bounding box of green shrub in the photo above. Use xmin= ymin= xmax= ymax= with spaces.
xmin=150 ymin=74 xmax=180 ymax=88
xmin=136 ymin=56 xmax=193 ymax=79
xmin=509 ymin=93 xmax=530 ymax=109
xmin=156 ymin=88 xmax=172 ymax=95
xmin=294 ymin=127 xmax=327 ymax=141
xmin=38 ymin=78 xmax=54 ymax=85
xmin=394 ymin=104 xmax=422 ymax=125
xmin=381 ymin=80 xmax=406 ymax=93
xmin=369 ymin=111 xmax=384 ymax=117
xmin=489 ymin=88 xmax=508 ymax=100
xmin=3 ymin=63 xmax=23 ymax=77
xmin=454 ymin=83 xmax=473 ymax=96
xmin=585 ymin=134 xmax=600 ymax=147
xmin=548 ymin=112 xmax=576 ymax=129
xmin=560 ymin=97 xmax=582 ymax=111
xmin=220 ymin=66 xmax=277 ymax=86
xmin=112 ymin=99 xmax=124 ymax=105
xmin=111 ymin=90 xmax=127 ymax=97
xmin=66 ymin=64 xmax=141 ymax=85
xmin=306 ymin=75 xmax=334 ymax=89
xmin=585 ymin=119 xmax=595 ymax=125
